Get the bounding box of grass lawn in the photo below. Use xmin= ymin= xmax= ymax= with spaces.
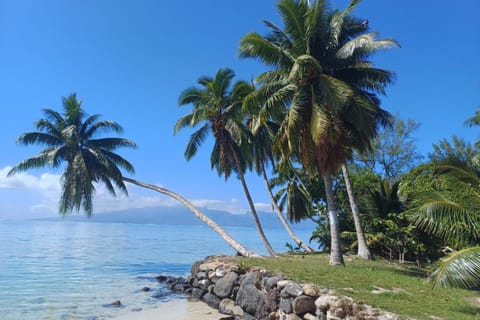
xmin=241 ymin=253 xmax=480 ymax=320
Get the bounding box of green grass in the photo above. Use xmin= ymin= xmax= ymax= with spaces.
xmin=240 ymin=253 xmax=480 ymax=320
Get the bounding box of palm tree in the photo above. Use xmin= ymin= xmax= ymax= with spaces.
xmin=239 ymin=0 xmax=397 ymax=264
xmin=8 ymin=93 xmax=258 ymax=258
xmin=247 ymin=112 xmax=314 ymax=252
xmin=408 ymin=161 xmax=480 ymax=288
xmin=174 ymin=68 xmax=276 ymax=256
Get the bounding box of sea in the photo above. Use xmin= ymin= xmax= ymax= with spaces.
xmin=0 ymin=219 xmax=314 ymax=320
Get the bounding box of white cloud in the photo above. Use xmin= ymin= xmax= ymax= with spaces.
xmin=0 ymin=166 xmax=255 ymax=217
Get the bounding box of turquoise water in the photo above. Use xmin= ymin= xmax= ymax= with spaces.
xmin=0 ymin=219 xmax=313 ymax=320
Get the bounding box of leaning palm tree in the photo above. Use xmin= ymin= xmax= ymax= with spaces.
xmin=174 ymin=68 xmax=276 ymax=256
xmin=239 ymin=0 xmax=397 ymax=264
xmin=8 ymin=93 xmax=258 ymax=257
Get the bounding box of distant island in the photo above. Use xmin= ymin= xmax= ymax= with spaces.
xmin=40 ymin=206 xmax=316 ymax=230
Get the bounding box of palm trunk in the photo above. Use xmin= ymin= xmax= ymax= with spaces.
xmin=231 ymin=154 xmax=276 ymax=256
xmin=122 ymin=177 xmax=259 ymax=258
xmin=323 ymin=174 xmax=344 ymax=265
xmin=341 ymin=164 xmax=371 ymax=260
xmin=261 ymin=163 xmax=314 ymax=252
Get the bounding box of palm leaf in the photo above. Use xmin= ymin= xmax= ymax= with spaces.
xmin=430 ymin=246 xmax=480 ymax=289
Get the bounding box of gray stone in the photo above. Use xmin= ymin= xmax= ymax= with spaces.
xmin=283 ymin=282 xmax=303 ymax=297
xmin=203 ymin=292 xmax=221 ymax=309
xmin=292 ymin=295 xmax=315 ymax=315
xmin=218 ymin=298 xmax=236 ymax=315
xmin=235 ymin=272 xmax=266 ymax=315
xmin=214 ymin=271 xmax=239 ymax=298
xmin=243 ymin=312 xmax=257 ymax=320
xmin=279 ymin=297 xmax=293 ymax=314
xmin=192 ymin=288 xmax=206 ymax=299
xmin=264 ymin=276 xmax=283 ymax=291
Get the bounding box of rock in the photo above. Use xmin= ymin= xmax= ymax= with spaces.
xmin=111 ymin=300 xmax=121 ymax=307
xmin=243 ymin=312 xmax=257 ymax=320
xmin=155 ymin=275 xmax=167 ymax=282
xmin=214 ymin=271 xmax=239 ymax=298
xmin=283 ymin=282 xmax=303 ymax=297
xmin=315 ymin=295 xmax=340 ymax=312
xmin=279 ymin=297 xmax=293 ymax=314
xmin=286 ymin=313 xmax=302 ymax=320
xmin=197 ymin=271 xmax=208 ymax=280
xmin=191 ymin=260 xmax=203 ymax=275
xmin=235 ymin=272 xmax=266 ymax=315
xmin=292 ymin=295 xmax=315 ymax=315
xmin=141 ymin=287 xmax=150 ymax=292
xmin=277 ymin=279 xmax=293 ymax=289
xmin=218 ymin=298 xmax=243 ymax=315
xmin=203 ymin=292 xmax=221 ymax=309
xmin=303 ymin=313 xmax=317 ymax=320
xmin=192 ymin=288 xmax=206 ymax=299
xmin=199 ymin=261 xmax=224 ymax=272
xmin=264 ymin=276 xmax=283 ymax=291
xmin=302 ymin=284 xmax=320 ymax=297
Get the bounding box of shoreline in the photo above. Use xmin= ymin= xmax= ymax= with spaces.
xmin=112 ymin=298 xmax=222 ymax=320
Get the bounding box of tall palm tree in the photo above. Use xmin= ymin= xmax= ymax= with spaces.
xmin=174 ymin=68 xmax=277 ymax=256
xmin=239 ymin=0 xmax=397 ymax=264
xmin=8 ymin=93 xmax=258 ymax=258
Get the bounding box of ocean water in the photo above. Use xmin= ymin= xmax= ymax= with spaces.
xmin=0 ymin=219 xmax=313 ymax=320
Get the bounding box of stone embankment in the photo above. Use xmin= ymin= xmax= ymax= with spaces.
xmin=165 ymin=256 xmax=399 ymax=320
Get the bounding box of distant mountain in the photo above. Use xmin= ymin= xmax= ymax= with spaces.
xmin=45 ymin=206 xmax=315 ymax=230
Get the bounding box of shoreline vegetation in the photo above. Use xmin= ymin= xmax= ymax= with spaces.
xmin=125 ymin=254 xmax=479 ymax=320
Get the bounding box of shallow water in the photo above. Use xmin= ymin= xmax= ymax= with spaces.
xmin=0 ymin=219 xmax=313 ymax=319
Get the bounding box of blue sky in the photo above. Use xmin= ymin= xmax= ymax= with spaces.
xmin=0 ymin=0 xmax=479 ymax=219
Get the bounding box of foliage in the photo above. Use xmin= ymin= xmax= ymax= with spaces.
xmin=356 ymin=115 xmax=423 ymax=180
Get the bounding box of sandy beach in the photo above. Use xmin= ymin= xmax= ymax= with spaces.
xmin=112 ymin=299 xmax=222 ymax=320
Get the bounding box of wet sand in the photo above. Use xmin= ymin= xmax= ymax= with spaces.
xmin=112 ymin=299 xmax=222 ymax=320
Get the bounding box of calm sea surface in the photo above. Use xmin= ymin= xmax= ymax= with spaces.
xmin=0 ymin=219 xmax=313 ymax=320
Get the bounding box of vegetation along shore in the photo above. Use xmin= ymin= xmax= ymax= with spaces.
xmin=5 ymin=0 xmax=480 ymax=319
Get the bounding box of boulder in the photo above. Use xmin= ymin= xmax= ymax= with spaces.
xmin=218 ymin=298 xmax=243 ymax=316
xmin=235 ymin=272 xmax=266 ymax=315
xmin=292 ymin=295 xmax=315 ymax=315
xmin=282 ymin=282 xmax=303 ymax=297
xmin=203 ymin=292 xmax=221 ymax=309
xmin=214 ymin=271 xmax=239 ymax=298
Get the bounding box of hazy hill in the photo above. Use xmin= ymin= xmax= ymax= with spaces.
xmin=51 ymin=206 xmax=316 ymax=230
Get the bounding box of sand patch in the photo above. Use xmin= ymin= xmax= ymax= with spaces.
xmin=113 ymin=299 xmax=222 ymax=320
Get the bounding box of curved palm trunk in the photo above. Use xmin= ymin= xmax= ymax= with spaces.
xmin=323 ymin=174 xmax=345 ymax=265
xmin=122 ymin=177 xmax=259 ymax=258
xmin=261 ymin=163 xmax=314 ymax=252
xmin=341 ymin=164 xmax=371 ymax=260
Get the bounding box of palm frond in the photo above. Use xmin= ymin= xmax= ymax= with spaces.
xmin=430 ymin=246 xmax=480 ymax=289
xmin=336 ymin=33 xmax=400 ymax=59
xmin=184 ymin=124 xmax=210 ymax=160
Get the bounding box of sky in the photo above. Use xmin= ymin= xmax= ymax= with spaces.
xmin=0 ymin=0 xmax=479 ymax=220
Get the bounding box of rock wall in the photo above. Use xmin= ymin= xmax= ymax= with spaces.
xmin=167 ymin=256 xmax=400 ymax=320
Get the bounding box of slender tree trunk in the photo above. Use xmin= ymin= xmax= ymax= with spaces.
xmin=341 ymin=164 xmax=371 ymax=260
xmin=261 ymin=163 xmax=314 ymax=252
xmin=122 ymin=177 xmax=259 ymax=258
xmin=230 ymin=153 xmax=276 ymax=256
xmin=323 ymin=174 xmax=344 ymax=265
